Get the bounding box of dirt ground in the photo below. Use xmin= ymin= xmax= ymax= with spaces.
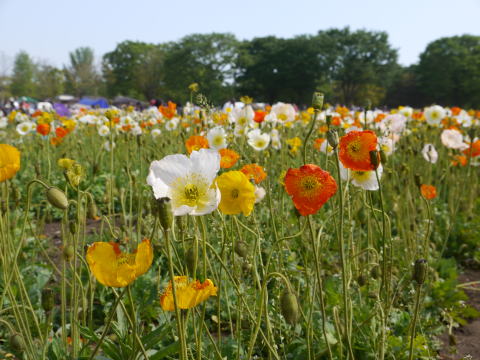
xmin=439 ymin=269 xmax=480 ymax=360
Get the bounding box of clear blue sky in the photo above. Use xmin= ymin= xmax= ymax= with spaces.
xmin=1 ymin=0 xmax=479 ymax=70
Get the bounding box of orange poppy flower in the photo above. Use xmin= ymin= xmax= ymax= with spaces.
xmin=159 ymin=101 xmax=177 ymax=120
xmin=420 ymin=184 xmax=437 ymax=200
xmin=254 ymin=110 xmax=267 ymax=124
xmin=219 ymin=148 xmax=240 ymax=169
xmin=339 ymin=130 xmax=378 ymax=171
xmin=452 ymin=155 xmax=468 ymax=166
xmin=450 ymin=107 xmax=461 ymax=116
xmin=50 ymin=137 xmax=63 ymax=146
xmin=313 ymin=138 xmax=325 ymax=150
xmin=55 ymin=127 xmax=68 ymax=138
xmin=463 ymin=140 xmax=480 ymax=158
xmin=284 ymin=164 xmax=337 ymax=216
xmin=240 ymin=164 xmax=267 ymax=184
xmin=37 ymin=123 xmax=50 ymax=136
xmin=331 ymin=116 xmax=341 ymax=126
xmin=185 ymin=135 xmax=209 ymax=154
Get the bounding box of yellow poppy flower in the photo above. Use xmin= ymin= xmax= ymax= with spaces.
xmin=86 ymin=239 xmax=153 ymax=287
xmin=160 ymin=276 xmax=217 ymax=311
xmin=0 ymin=144 xmax=21 ymax=182
xmin=216 ymin=171 xmax=256 ymax=216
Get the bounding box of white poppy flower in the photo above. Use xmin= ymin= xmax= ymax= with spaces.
xmin=421 ymin=144 xmax=438 ymax=163
xmin=98 ymin=125 xmax=110 ymax=136
xmin=271 ymin=102 xmax=296 ymax=124
xmin=103 ymin=141 xmax=116 ymax=152
xmin=247 ymin=129 xmax=270 ymax=151
xmin=229 ymin=106 xmax=254 ymax=127
xmin=340 ymin=163 xmax=383 ymax=191
xmin=254 ymin=186 xmax=266 ymax=203
xmin=378 ymin=114 xmax=406 ymax=134
xmin=424 ymin=105 xmax=446 ymax=125
xmin=207 ymin=126 xmax=227 ymax=149
xmin=441 ymin=129 xmax=468 ymax=150
xmin=0 ymin=117 xmax=7 ymax=129
xmin=398 ymin=107 xmax=413 ymax=119
xmin=378 ymin=137 xmax=394 ymax=156
xmin=147 ymin=149 xmax=221 ymax=216
xmin=151 ymin=129 xmax=162 ymax=138
xmin=16 ymin=121 xmax=35 ymax=135
xmin=165 ymin=118 xmax=178 ymax=131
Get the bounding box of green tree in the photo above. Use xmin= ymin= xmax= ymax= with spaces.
xmin=10 ymin=51 xmax=36 ymax=97
xmin=65 ymin=47 xmax=100 ymax=97
xmin=35 ymin=64 xmax=65 ymax=99
xmin=235 ymin=35 xmax=324 ymax=104
xmin=102 ymin=41 xmax=159 ymax=99
xmin=315 ymin=28 xmax=398 ymax=106
xmin=416 ymin=35 xmax=480 ymax=108
xmin=163 ymin=33 xmax=239 ymax=104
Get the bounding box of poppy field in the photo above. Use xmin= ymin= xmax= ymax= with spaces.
xmin=1 ymin=95 xmax=480 ymax=360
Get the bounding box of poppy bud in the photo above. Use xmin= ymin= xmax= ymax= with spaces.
xmin=280 ymin=290 xmax=300 ymax=325
xmin=234 ymin=240 xmax=248 ymax=258
xmin=326 ymin=129 xmax=338 ymax=149
xmin=69 ymin=221 xmax=77 ymax=235
xmin=380 ymin=149 xmax=387 ymax=165
xmin=41 ymin=287 xmax=55 ymax=312
xmin=87 ymin=198 xmax=98 ymax=219
xmin=185 ymin=247 xmax=197 ymax=275
xmin=311 ymin=92 xmax=324 ymax=111
xmin=369 ymin=150 xmax=380 ymax=169
xmin=9 ymin=333 xmax=24 ymax=352
xmin=46 ymin=187 xmax=69 ymax=210
xmin=370 ymin=265 xmax=379 ymax=279
xmin=63 ymin=245 xmax=75 ymax=262
xmin=413 ymin=259 xmax=427 ymax=285
xmin=157 ymin=197 xmax=173 ymax=231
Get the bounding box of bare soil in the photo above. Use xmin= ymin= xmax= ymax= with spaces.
xmin=439 ymin=269 xmax=480 ymax=359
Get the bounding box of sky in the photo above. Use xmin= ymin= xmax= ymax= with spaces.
xmin=0 ymin=0 xmax=479 ymax=71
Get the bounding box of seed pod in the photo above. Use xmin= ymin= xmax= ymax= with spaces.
xmin=63 ymin=245 xmax=75 ymax=262
xmin=280 ymin=290 xmax=300 ymax=325
xmin=413 ymin=259 xmax=427 ymax=285
xmin=185 ymin=247 xmax=197 ymax=275
xmin=69 ymin=221 xmax=77 ymax=235
xmin=176 ymin=216 xmax=185 ymax=233
xmin=234 ymin=241 xmax=248 ymax=258
xmin=379 ymin=149 xmax=387 ymax=165
xmin=157 ymin=197 xmax=173 ymax=231
xmin=369 ymin=150 xmax=380 ymax=169
xmin=41 ymin=287 xmax=55 ymax=312
xmin=46 ymin=187 xmax=69 ymax=210
xmin=311 ymin=92 xmax=324 ymax=111
xmin=10 ymin=333 xmax=24 ymax=352
xmin=87 ymin=198 xmax=98 ymax=219
xmin=326 ymin=129 xmax=338 ymax=149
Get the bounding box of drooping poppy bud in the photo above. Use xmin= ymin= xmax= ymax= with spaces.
xmin=280 ymin=290 xmax=300 ymax=325
xmin=46 ymin=187 xmax=69 ymax=210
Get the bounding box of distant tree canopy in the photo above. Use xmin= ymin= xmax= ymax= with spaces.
xmin=4 ymin=30 xmax=480 ymax=108
xmin=416 ymin=35 xmax=480 ymax=108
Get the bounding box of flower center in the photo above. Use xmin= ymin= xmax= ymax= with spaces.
xmin=255 ymin=140 xmax=266 ymax=148
xmin=300 ymin=176 xmax=320 ymax=195
xmin=278 ymin=114 xmax=287 ymax=121
xmin=231 ymin=189 xmax=239 ymax=199
xmin=184 ymin=184 xmax=199 ymax=201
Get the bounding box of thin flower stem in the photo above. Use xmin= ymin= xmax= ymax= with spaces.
xmin=408 ymin=285 xmax=423 ymax=360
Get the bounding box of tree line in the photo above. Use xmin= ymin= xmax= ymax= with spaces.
xmin=2 ymin=28 xmax=479 ymax=108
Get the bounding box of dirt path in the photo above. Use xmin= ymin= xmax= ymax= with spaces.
xmin=439 ymin=270 xmax=480 ymax=359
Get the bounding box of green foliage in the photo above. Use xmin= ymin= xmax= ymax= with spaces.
xmin=10 ymin=51 xmax=36 ymax=97
xmin=416 ymin=35 xmax=480 ymax=108
xmin=64 ymin=47 xmax=101 ymax=97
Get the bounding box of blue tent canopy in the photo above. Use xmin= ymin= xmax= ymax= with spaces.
xmin=78 ymin=97 xmax=109 ymax=108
